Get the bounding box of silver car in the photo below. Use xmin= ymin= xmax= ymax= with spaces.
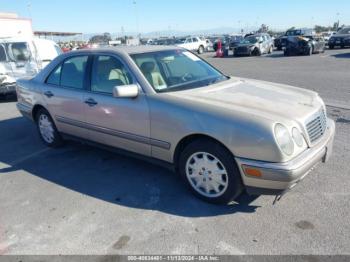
xmin=234 ymin=33 xmax=274 ymax=56
xmin=16 ymin=46 xmax=335 ymax=204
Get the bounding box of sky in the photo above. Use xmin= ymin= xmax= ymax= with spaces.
xmin=1 ymin=0 xmax=349 ymax=34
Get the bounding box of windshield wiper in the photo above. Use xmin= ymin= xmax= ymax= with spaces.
xmin=206 ymin=76 xmax=228 ymax=85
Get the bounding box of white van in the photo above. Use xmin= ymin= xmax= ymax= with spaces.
xmin=0 ymin=37 xmax=61 ymax=96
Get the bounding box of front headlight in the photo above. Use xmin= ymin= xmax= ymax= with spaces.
xmin=274 ymin=123 xmax=294 ymax=155
xmin=292 ymin=127 xmax=305 ymax=147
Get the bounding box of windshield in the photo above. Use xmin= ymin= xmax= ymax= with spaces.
xmin=286 ymin=30 xmax=302 ymax=36
xmin=175 ymin=38 xmax=187 ymax=44
xmin=231 ymin=36 xmax=243 ymax=42
xmin=241 ymin=36 xmax=259 ymax=44
xmin=8 ymin=42 xmax=31 ymax=62
xmin=131 ymin=50 xmax=228 ymax=92
xmin=338 ymin=27 xmax=350 ymax=34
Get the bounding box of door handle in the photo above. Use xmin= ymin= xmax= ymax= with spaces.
xmin=44 ymin=91 xmax=54 ymax=98
xmin=84 ymin=98 xmax=98 ymax=107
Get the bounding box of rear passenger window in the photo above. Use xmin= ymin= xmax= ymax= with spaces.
xmin=0 ymin=45 xmax=6 ymax=61
xmin=61 ymin=56 xmax=88 ymax=89
xmin=46 ymin=65 xmax=61 ymax=85
xmin=46 ymin=56 xmax=88 ymax=89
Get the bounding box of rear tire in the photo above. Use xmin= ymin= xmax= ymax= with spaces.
xmin=178 ymin=139 xmax=244 ymax=204
xmin=252 ymin=48 xmax=261 ymax=56
xmin=35 ymin=108 xmax=63 ymax=147
xmin=198 ymin=45 xmax=204 ymax=54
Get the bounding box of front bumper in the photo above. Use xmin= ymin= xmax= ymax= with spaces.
xmin=284 ymin=45 xmax=309 ymax=55
xmin=0 ymin=83 xmax=17 ymax=95
xmin=234 ymin=47 xmax=252 ymax=56
xmin=17 ymin=102 xmax=33 ymax=120
xmin=329 ymin=39 xmax=350 ymax=46
xmin=235 ymin=118 xmax=335 ymax=195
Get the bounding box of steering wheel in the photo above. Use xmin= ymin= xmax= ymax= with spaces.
xmin=181 ymin=72 xmax=195 ymax=82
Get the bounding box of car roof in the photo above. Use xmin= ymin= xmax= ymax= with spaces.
xmin=68 ymin=45 xmax=181 ymax=56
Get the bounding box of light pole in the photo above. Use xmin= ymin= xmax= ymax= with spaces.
xmin=27 ymin=1 xmax=32 ymax=18
xmin=132 ymin=0 xmax=140 ymax=38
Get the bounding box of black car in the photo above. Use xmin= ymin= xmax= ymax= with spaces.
xmin=228 ymin=35 xmax=244 ymax=50
xmin=328 ymin=27 xmax=350 ymax=49
xmin=280 ymin=28 xmax=315 ymax=49
xmin=274 ymin=35 xmax=285 ymax=50
xmin=284 ymin=35 xmax=325 ymax=56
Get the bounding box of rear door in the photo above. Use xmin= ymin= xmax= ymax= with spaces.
xmin=184 ymin=37 xmax=193 ymax=50
xmin=42 ymin=55 xmax=90 ymax=138
xmin=192 ymin=37 xmax=199 ymax=50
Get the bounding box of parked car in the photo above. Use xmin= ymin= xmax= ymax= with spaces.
xmin=0 ymin=37 xmax=61 ymax=97
xmin=321 ymin=31 xmax=335 ymax=45
xmin=328 ymin=27 xmax=350 ymax=49
xmin=204 ymin=38 xmax=214 ymax=52
xmin=274 ymin=34 xmax=285 ymax=50
xmin=212 ymin=36 xmax=230 ymax=52
xmin=284 ymin=35 xmax=326 ymax=56
xmin=175 ymin=36 xmax=207 ymax=54
xmin=228 ymin=35 xmax=244 ymax=50
xmin=280 ymin=28 xmax=316 ymax=49
xmin=16 ymin=46 xmax=335 ymax=204
xmin=234 ymin=33 xmax=274 ymax=56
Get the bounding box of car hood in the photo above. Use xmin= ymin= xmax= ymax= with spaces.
xmin=166 ymin=77 xmax=323 ymax=123
xmin=236 ymin=43 xmax=255 ymax=47
xmin=331 ymin=34 xmax=350 ymax=38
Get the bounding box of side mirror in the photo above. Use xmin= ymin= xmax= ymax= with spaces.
xmin=113 ymin=84 xmax=139 ymax=98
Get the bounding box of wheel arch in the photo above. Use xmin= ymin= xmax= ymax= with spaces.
xmin=173 ymin=133 xmax=234 ymax=170
xmin=32 ymin=104 xmax=48 ymax=121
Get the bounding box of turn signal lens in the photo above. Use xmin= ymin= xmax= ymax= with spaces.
xmin=244 ymin=167 xmax=262 ymax=177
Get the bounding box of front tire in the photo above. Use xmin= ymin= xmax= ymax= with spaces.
xmin=36 ymin=108 xmax=63 ymax=147
xmin=305 ymin=45 xmax=313 ymax=56
xmin=252 ymin=48 xmax=261 ymax=56
xmin=178 ymin=139 xmax=243 ymax=204
xmin=198 ymin=45 xmax=204 ymax=54
xmin=268 ymin=46 xmax=273 ymax=54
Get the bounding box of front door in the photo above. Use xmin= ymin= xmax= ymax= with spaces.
xmin=83 ymin=54 xmax=151 ymax=156
xmin=42 ymin=55 xmax=90 ymax=139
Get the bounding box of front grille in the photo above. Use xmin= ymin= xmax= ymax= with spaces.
xmin=236 ymin=46 xmax=248 ymax=53
xmin=306 ymin=109 xmax=327 ymax=143
xmin=332 ymin=37 xmax=343 ymax=42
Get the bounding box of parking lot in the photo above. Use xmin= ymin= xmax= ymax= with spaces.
xmin=1 ymin=48 xmax=350 ymax=255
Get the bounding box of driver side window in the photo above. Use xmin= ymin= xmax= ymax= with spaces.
xmin=91 ymin=55 xmax=133 ymax=94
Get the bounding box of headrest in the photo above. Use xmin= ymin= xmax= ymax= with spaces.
xmin=140 ymin=61 xmax=155 ymax=74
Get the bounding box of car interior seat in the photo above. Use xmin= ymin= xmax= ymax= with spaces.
xmin=140 ymin=61 xmax=167 ymax=90
xmin=93 ymin=58 xmax=127 ymax=93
